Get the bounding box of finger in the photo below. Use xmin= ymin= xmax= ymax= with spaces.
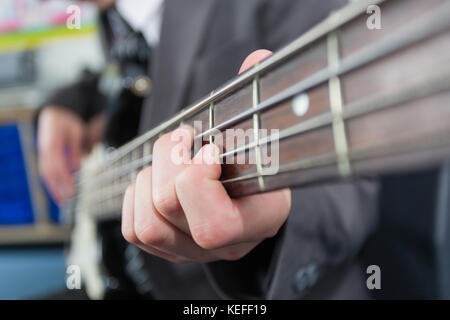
xmin=121 ymin=183 xmax=138 ymax=244
xmin=123 ymin=170 xmax=262 ymax=262
xmin=176 ymin=144 xmax=291 ymax=250
xmin=238 ymin=49 xmax=273 ymax=74
xmin=232 ymin=188 xmax=291 ymax=241
xmin=176 ymin=143 xmax=234 ymax=249
xmin=152 ymin=126 xmax=194 ymax=233
xmin=121 ymin=182 xmax=185 ymax=263
xmin=133 ymin=167 xmax=215 ymax=262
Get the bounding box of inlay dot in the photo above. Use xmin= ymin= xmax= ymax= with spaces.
xmin=292 ymin=93 xmax=310 ymax=117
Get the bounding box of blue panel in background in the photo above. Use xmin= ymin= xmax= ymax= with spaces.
xmin=0 ymin=124 xmax=34 ymax=225
xmin=0 ymin=246 xmax=67 ymax=299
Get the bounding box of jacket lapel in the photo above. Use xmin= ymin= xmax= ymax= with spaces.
xmin=140 ymin=0 xmax=215 ymax=131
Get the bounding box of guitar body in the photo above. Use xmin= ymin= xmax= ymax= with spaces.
xmin=67 ymin=148 xmax=106 ymax=299
xmin=69 ymin=148 xmax=153 ymax=299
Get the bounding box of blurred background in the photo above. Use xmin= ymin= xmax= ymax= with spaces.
xmin=0 ymin=0 xmax=103 ymax=299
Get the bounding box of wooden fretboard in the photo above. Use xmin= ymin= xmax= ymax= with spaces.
xmin=71 ymin=0 xmax=450 ymax=220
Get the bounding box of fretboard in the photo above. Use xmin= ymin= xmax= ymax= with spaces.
xmin=73 ymin=0 xmax=450 ymax=220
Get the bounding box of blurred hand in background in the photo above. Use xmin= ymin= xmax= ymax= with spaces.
xmin=37 ymin=106 xmax=105 ymax=204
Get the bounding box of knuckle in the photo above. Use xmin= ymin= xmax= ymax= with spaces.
xmin=191 ymin=221 xmax=236 ymax=250
xmin=122 ymin=226 xmax=139 ymax=244
xmin=153 ymin=189 xmax=176 ymax=215
xmin=135 ymin=223 xmax=166 ymax=247
xmin=191 ymin=223 xmax=214 ymax=249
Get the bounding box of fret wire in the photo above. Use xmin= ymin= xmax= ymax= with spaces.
xmin=97 ymin=184 xmax=128 ymax=205
xmin=327 ymin=30 xmax=351 ymax=177
xmin=97 ymin=154 xmax=152 ymax=188
xmin=221 ymin=68 xmax=450 ymax=166
xmin=73 ymin=154 xmax=153 ymax=198
xmin=252 ymin=75 xmax=266 ymax=191
xmin=81 ymin=71 xmax=450 ymax=213
xmin=73 ymin=1 xmax=450 ymax=207
xmin=143 ymin=141 xmax=152 ymax=157
xmin=76 ymin=65 xmax=450 ymax=205
xmin=99 ymin=0 xmax=381 ymax=166
xmin=196 ymin=4 xmax=450 ymax=142
xmin=93 ymin=85 xmax=446 ymax=212
xmin=86 ymin=177 xmax=130 ymax=198
xmin=209 ymin=91 xmax=215 ymax=144
xmin=78 ymin=0 xmax=450 ymax=190
xmin=81 ymin=181 xmax=130 ymax=208
xmin=94 ymin=185 xmax=127 ymax=205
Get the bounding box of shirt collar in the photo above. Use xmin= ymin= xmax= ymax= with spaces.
xmin=116 ymin=0 xmax=164 ymax=46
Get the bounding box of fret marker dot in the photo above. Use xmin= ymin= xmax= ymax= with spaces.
xmin=292 ymin=93 xmax=310 ymax=117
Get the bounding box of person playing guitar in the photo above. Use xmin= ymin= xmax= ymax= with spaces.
xmin=37 ymin=0 xmax=450 ymax=299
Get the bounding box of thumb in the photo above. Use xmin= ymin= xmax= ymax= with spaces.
xmin=238 ymin=49 xmax=273 ymax=75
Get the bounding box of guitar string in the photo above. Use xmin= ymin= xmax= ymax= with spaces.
xmin=93 ymin=0 xmax=382 ymax=164
xmin=77 ymin=4 xmax=450 ymax=192
xmin=71 ymin=28 xmax=449 ymax=214
xmin=196 ymin=3 xmax=450 ymax=141
xmin=75 ymin=4 xmax=450 ymax=195
xmin=221 ymin=131 xmax=450 ymax=186
xmin=221 ymin=70 xmax=450 ymax=160
xmin=74 ymin=70 xmax=450 ymax=212
xmin=71 ymin=0 xmax=399 ymax=188
xmin=84 ymin=129 xmax=450 ymax=220
xmin=69 ymin=2 xmax=450 ymax=210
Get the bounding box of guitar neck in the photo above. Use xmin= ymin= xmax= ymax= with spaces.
xmin=75 ymin=0 xmax=450 ymax=220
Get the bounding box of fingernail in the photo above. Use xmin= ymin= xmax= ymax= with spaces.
xmin=175 ymin=125 xmax=194 ymax=137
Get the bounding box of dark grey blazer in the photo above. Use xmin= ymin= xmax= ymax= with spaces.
xmin=136 ymin=0 xmax=379 ymax=299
